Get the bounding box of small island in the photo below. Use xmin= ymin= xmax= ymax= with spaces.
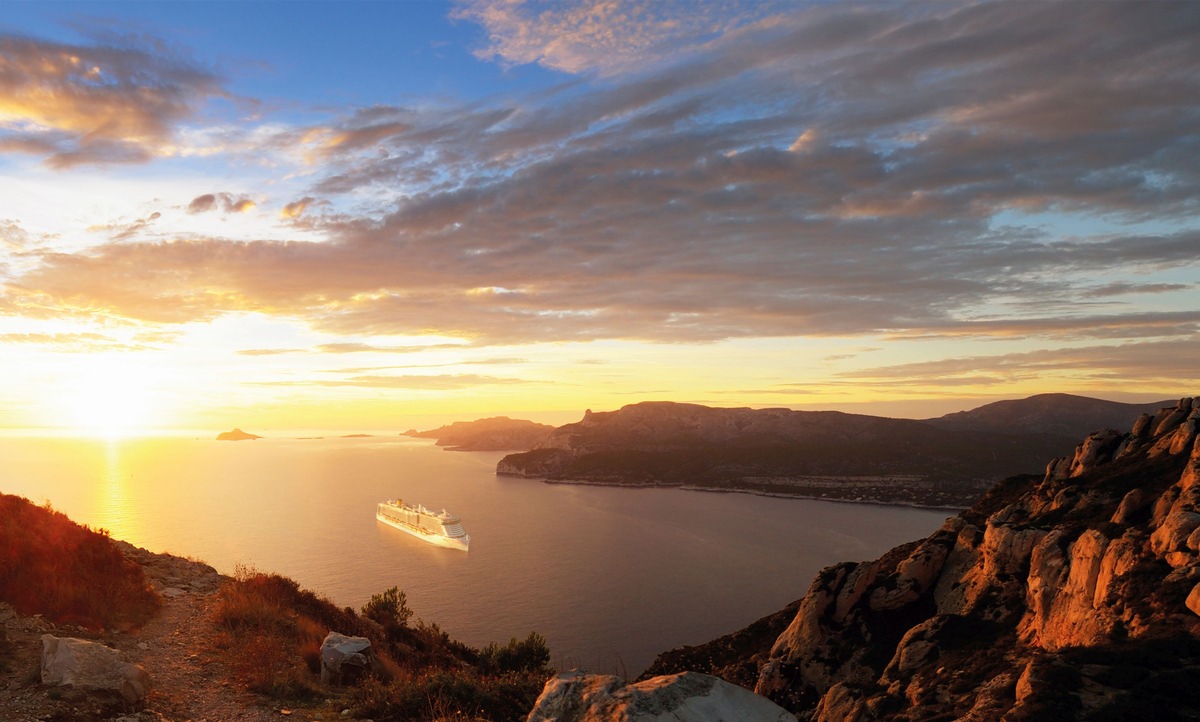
xmin=215 ymin=428 xmax=261 ymax=441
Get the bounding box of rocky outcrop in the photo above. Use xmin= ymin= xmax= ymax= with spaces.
xmin=41 ymin=635 xmax=151 ymax=704
xmin=216 ymin=428 xmax=261 ymax=441
xmin=648 ymin=397 xmax=1200 ymax=720
xmin=526 ymin=670 xmax=797 ymax=722
xmin=319 ymin=632 xmax=375 ymax=685
xmin=497 ymin=401 xmax=1079 ymax=507
xmin=404 ymin=416 xmax=554 ymax=451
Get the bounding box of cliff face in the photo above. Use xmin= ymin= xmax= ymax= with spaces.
xmin=496 ymin=402 xmax=1075 ymax=507
xmin=743 ymin=398 xmax=1200 ymax=719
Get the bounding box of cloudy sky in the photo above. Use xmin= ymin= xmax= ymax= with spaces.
xmin=1 ymin=0 xmax=1197 ymax=435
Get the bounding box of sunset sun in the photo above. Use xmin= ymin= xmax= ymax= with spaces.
xmin=53 ymin=357 xmax=162 ymax=438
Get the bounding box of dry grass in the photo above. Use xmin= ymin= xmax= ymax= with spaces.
xmin=212 ymin=564 xmax=365 ymax=699
xmin=211 ymin=565 xmax=552 ymax=720
xmin=0 ymin=493 xmax=160 ymax=630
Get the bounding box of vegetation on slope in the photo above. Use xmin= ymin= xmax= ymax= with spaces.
xmin=0 ymin=493 xmax=160 ymax=630
xmin=214 ymin=568 xmax=551 ymax=721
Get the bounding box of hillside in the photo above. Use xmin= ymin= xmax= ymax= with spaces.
xmin=923 ymin=393 xmax=1170 ymax=439
xmin=496 ymin=402 xmax=1077 ymax=507
xmin=404 ymin=416 xmax=554 ymax=451
xmin=0 ymin=494 xmax=550 ymax=722
xmin=638 ymin=397 xmax=1200 ymax=720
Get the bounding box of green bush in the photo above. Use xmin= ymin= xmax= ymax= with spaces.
xmin=478 ymin=632 xmax=551 ymax=674
xmin=362 ymin=586 xmax=413 ymax=631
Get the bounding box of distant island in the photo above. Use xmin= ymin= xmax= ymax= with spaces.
xmin=215 ymin=428 xmax=261 ymax=441
xmin=495 ymin=395 xmax=1169 ymax=508
xmin=403 ymin=416 xmax=554 ymax=451
xmin=341 ymin=433 xmax=373 ymax=438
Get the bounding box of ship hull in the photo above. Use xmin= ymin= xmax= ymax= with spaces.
xmin=376 ymin=511 xmax=470 ymax=551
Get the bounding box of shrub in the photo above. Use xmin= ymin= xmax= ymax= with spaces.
xmin=362 ymin=586 xmax=413 ymax=631
xmin=352 ymin=667 xmax=551 ymax=722
xmin=478 ymin=632 xmax=551 ymax=674
xmin=212 ymin=565 xmax=364 ymax=701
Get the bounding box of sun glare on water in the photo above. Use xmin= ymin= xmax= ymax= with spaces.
xmin=50 ymin=356 xmax=165 ymax=439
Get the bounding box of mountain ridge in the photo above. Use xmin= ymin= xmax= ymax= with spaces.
xmin=495 ymin=396 xmax=1159 ymax=507
xmin=923 ymin=393 xmax=1172 ymax=438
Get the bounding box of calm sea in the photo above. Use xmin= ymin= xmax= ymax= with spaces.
xmin=1 ymin=435 xmax=949 ymax=674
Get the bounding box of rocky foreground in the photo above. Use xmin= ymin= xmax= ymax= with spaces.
xmin=614 ymin=397 xmax=1200 ymax=720
xmin=0 ymin=545 xmax=291 ymax=722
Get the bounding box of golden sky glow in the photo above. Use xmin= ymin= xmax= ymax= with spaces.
xmin=1 ymin=1 xmax=1197 ymax=435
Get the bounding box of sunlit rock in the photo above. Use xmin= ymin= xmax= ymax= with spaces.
xmin=41 ymin=635 xmax=151 ymax=704
xmin=526 ymin=670 xmax=797 ymax=722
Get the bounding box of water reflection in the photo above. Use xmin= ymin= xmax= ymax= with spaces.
xmin=96 ymin=440 xmax=137 ymax=542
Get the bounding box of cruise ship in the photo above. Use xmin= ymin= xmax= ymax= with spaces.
xmin=376 ymin=499 xmax=470 ymax=551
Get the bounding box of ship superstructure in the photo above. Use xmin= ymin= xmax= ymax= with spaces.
xmin=376 ymin=499 xmax=470 ymax=551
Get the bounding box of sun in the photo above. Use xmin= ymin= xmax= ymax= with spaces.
xmin=51 ymin=355 xmax=164 ymax=439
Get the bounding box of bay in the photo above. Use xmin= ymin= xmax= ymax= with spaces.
xmin=0 ymin=435 xmax=950 ymax=674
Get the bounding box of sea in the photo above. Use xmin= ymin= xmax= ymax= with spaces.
xmin=0 ymin=434 xmax=950 ymax=675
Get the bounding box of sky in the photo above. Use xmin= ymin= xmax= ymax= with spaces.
xmin=0 ymin=0 xmax=1197 ymax=437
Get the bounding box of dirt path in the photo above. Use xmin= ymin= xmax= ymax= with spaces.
xmin=0 ymin=544 xmax=312 ymax=722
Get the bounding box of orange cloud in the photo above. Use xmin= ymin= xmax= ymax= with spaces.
xmin=281 ymin=197 xmax=315 ymax=219
xmin=0 ymin=34 xmax=225 ymax=167
xmin=187 ymin=192 xmax=255 ymax=214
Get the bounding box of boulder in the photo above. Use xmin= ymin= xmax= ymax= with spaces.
xmin=320 ymin=632 xmax=374 ymax=685
xmin=41 ymin=635 xmax=151 ymax=704
xmin=527 ymin=670 xmax=797 ymax=722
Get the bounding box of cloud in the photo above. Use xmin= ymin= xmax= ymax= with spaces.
xmin=236 ymin=348 xmax=302 ymax=356
xmin=452 ymin=0 xmax=786 ymax=77
xmin=259 ymin=374 xmax=532 ymax=390
xmin=187 ymin=193 xmax=256 ymax=214
xmin=281 ymin=197 xmax=317 ymax=219
xmin=5 ymin=0 xmax=1199 ymax=389
xmin=315 ymin=342 xmax=469 ymax=354
xmin=1 ymin=220 xmax=30 ymax=250
xmin=87 ymin=212 xmax=161 ymax=241
xmin=831 ymin=339 xmax=1200 ymax=388
xmin=0 ymin=33 xmax=226 ymax=167
xmin=0 ymin=332 xmax=151 ymax=352
xmin=187 ymin=195 xmax=218 ymax=213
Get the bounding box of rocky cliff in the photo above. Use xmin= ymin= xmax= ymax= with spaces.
xmin=497 ymin=402 xmax=1075 ymax=507
xmin=646 ymin=398 xmax=1200 ymax=720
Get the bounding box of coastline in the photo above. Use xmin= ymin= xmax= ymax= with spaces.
xmin=528 ymin=475 xmax=969 ymax=511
